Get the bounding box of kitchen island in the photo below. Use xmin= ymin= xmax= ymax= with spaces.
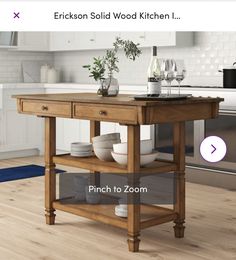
xmin=13 ymin=93 xmax=223 ymax=252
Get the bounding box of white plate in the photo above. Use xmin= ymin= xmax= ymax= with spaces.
xmin=71 ymin=142 xmax=93 ymax=152
xmin=70 ymin=149 xmax=92 ymax=154
xmin=71 ymin=152 xmax=93 ymax=157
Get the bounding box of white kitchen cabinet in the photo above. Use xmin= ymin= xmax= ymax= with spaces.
xmin=50 ymin=32 xmax=119 ymax=51
xmin=17 ymin=32 xmax=50 ymax=51
xmin=50 ymin=32 xmax=193 ymax=51
xmin=50 ymin=32 xmax=77 ymax=51
xmin=120 ymin=32 xmax=193 ymax=47
xmin=15 ymin=32 xmax=193 ymax=52
xmin=119 ymin=32 xmax=146 ymax=46
xmin=75 ymin=32 xmax=97 ymax=50
xmin=50 ymin=32 xmax=96 ymax=51
xmin=95 ymin=32 xmax=120 ymax=49
xmin=0 ymin=86 xmax=44 ymax=159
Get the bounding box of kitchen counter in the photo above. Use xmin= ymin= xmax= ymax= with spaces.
xmin=13 ymin=92 xmax=223 ymax=252
xmin=0 ymin=83 xmax=44 ymax=89
xmin=1 ymin=82 xmax=236 ymax=91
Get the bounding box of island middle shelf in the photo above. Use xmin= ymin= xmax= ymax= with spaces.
xmin=53 ymin=154 xmax=177 ymax=174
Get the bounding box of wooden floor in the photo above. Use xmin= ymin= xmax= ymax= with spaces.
xmin=0 ymin=156 xmax=236 ymax=260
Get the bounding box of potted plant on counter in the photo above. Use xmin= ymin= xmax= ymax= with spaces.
xmin=83 ymin=37 xmax=141 ymax=97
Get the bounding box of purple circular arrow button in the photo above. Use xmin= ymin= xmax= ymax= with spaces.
xmin=200 ymin=136 xmax=227 ymax=163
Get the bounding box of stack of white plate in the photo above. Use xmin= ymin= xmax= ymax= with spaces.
xmin=71 ymin=142 xmax=93 ymax=157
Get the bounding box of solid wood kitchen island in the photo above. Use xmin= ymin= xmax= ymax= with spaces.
xmin=13 ymin=93 xmax=223 ymax=252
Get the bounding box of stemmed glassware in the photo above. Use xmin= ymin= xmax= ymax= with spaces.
xmin=152 ymin=59 xmax=186 ymax=97
xmin=174 ymin=60 xmax=186 ymax=96
xmin=161 ymin=59 xmax=177 ymax=96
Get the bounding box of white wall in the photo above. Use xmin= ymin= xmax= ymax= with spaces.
xmin=1 ymin=32 xmax=236 ymax=87
xmin=0 ymin=50 xmax=53 ymax=83
xmin=54 ymin=32 xmax=236 ymax=87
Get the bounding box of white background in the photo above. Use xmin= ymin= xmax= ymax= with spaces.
xmin=0 ymin=1 xmax=236 ymax=31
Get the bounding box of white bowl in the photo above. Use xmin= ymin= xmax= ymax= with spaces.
xmin=113 ymin=139 xmax=152 ymax=155
xmin=94 ymin=148 xmax=114 ymax=162
xmin=71 ymin=142 xmax=92 ymax=152
xmin=93 ymin=139 xmax=121 ymax=149
xmin=115 ymin=205 xmax=127 ymax=218
xmin=111 ymin=151 xmax=158 ymax=166
xmin=92 ymin=133 xmax=120 ymax=143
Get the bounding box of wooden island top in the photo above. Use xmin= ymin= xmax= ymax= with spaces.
xmin=13 ymin=92 xmax=223 ymax=252
xmin=13 ymin=92 xmax=223 ymax=106
xmin=13 ymin=93 xmax=223 ymax=124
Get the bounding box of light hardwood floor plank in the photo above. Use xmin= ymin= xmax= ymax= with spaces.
xmin=0 ymin=156 xmax=236 ymax=259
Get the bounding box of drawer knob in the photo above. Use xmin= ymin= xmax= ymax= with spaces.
xmin=99 ymin=110 xmax=107 ymax=116
xmin=41 ymin=105 xmax=48 ymax=111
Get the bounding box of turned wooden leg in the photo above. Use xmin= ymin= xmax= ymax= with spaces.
xmin=127 ymin=125 xmax=141 ymax=252
xmin=173 ymin=122 xmax=186 ymax=238
xmin=173 ymin=174 xmax=185 ymax=238
xmin=90 ymin=121 xmax=100 ymax=186
xmin=45 ymin=117 xmax=56 ymax=225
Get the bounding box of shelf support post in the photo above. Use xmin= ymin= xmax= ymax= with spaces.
xmin=127 ymin=125 xmax=141 ymax=252
xmin=90 ymin=120 xmax=101 ymax=186
xmin=45 ymin=117 xmax=56 ymax=225
xmin=173 ymin=121 xmax=186 ymax=237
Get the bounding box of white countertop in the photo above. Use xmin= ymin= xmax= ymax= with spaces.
xmin=0 ymin=83 xmax=44 ymax=89
xmin=0 ymin=83 xmax=235 ymax=111
xmin=1 ymin=82 xmax=236 ymax=93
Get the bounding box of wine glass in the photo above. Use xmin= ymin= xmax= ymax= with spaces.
xmin=175 ymin=60 xmax=186 ymax=96
xmin=162 ymin=59 xmax=177 ymax=96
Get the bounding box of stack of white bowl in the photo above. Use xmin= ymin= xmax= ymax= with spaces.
xmin=111 ymin=139 xmax=158 ymax=166
xmin=92 ymin=133 xmax=121 ymax=162
xmin=71 ymin=142 xmax=93 ymax=157
xmin=115 ymin=198 xmax=127 ymax=218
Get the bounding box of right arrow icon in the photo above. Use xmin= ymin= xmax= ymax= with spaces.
xmin=200 ymin=136 xmax=227 ymax=163
xmin=211 ymin=144 xmax=216 ymax=154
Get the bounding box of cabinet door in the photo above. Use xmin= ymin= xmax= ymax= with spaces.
xmin=120 ymin=32 xmax=193 ymax=47
xmin=120 ymin=32 xmax=146 ymax=46
xmin=145 ymin=32 xmax=193 ymax=47
xmin=17 ymin=32 xmax=49 ymax=51
xmin=95 ymin=32 xmax=120 ymax=49
xmin=50 ymin=32 xmax=76 ymax=51
xmin=119 ymin=32 xmax=174 ymax=47
xmin=75 ymin=32 xmax=96 ymax=50
xmin=145 ymin=32 xmax=175 ymax=47
xmin=50 ymin=32 xmax=96 ymax=51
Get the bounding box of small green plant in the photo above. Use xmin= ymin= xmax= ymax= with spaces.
xmin=83 ymin=37 xmax=141 ymax=83
xmin=83 ymin=57 xmax=105 ymax=82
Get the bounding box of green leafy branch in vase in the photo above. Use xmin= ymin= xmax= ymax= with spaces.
xmin=83 ymin=37 xmax=142 ymax=93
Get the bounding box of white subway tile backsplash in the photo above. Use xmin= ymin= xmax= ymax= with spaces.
xmin=0 ymin=50 xmax=53 ymax=83
xmin=0 ymin=32 xmax=235 ymax=86
xmin=53 ymin=32 xmax=236 ymax=87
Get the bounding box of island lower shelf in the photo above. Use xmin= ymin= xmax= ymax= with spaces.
xmin=53 ymin=198 xmax=177 ymax=230
xmin=53 ymin=154 xmax=177 ymax=174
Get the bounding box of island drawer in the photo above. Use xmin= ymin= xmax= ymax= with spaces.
xmin=73 ymin=103 xmax=138 ymax=124
xmin=19 ymin=99 xmax=72 ymax=117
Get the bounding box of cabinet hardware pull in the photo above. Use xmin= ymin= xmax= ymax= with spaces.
xmin=41 ymin=105 xmax=48 ymax=111
xmin=99 ymin=110 xmax=107 ymax=116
